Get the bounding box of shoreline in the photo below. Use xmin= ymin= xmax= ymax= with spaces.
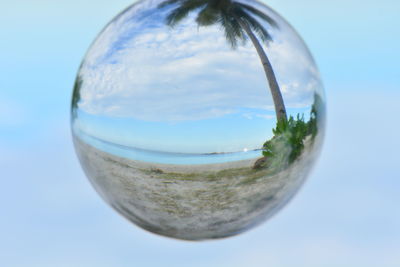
xmin=73 ymin=135 xmax=260 ymax=173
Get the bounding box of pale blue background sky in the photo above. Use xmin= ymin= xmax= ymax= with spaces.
xmin=0 ymin=0 xmax=399 ymax=266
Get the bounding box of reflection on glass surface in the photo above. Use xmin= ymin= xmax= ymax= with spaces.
xmin=71 ymin=0 xmax=326 ymax=240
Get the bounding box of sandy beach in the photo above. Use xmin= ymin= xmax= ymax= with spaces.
xmin=73 ymin=135 xmax=320 ymax=240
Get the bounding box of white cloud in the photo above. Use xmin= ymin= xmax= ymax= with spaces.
xmin=256 ymin=114 xmax=275 ymax=120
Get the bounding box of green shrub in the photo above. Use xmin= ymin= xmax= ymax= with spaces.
xmin=307 ymin=93 xmax=324 ymax=139
xmin=263 ymin=115 xmax=308 ymax=167
xmin=260 ymin=93 xmax=325 ymax=171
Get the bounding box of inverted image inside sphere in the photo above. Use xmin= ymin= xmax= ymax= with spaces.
xmin=71 ymin=0 xmax=326 ymax=240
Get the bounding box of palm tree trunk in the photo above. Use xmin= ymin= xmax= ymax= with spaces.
xmin=236 ymin=18 xmax=287 ymax=122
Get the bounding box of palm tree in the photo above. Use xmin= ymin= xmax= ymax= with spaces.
xmin=71 ymin=75 xmax=83 ymax=119
xmin=159 ymin=0 xmax=287 ymax=122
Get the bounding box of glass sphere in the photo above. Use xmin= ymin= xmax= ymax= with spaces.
xmin=71 ymin=0 xmax=326 ymax=240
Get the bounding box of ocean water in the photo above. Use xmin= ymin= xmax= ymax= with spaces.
xmin=73 ymin=128 xmax=262 ymax=165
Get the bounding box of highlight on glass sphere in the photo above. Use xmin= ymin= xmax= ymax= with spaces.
xmin=71 ymin=0 xmax=326 ymax=240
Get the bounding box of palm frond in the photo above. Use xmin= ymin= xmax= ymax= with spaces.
xmin=165 ymin=0 xmax=206 ymax=26
xmin=196 ymin=6 xmax=219 ymax=26
xmin=235 ymin=8 xmax=272 ymax=43
xmin=165 ymin=6 xmax=192 ymax=26
xmin=236 ymin=2 xmax=279 ymax=29
xmin=219 ymin=11 xmax=246 ymax=48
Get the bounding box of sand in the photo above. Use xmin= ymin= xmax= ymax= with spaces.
xmin=73 ymin=135 xmax=321 ymax=240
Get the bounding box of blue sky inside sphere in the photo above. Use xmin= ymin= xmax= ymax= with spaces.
xmin=72 ymin=0 xmax=323 ymax=156
xmin=0 ymin=0 xmax=399 ymax=266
